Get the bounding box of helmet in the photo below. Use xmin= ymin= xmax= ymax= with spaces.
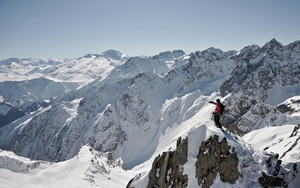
xmin=216 ymin=99 xmax=220 ymax=103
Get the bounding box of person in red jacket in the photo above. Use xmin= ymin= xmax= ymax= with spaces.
xmin=209 ymin=99 xmax=222 ymax=128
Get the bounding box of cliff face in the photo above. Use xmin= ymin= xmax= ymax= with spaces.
xmin=220 ymin=39 xmax=300 ymax=135
xmin=145 ymin=137 xmax=188 ymax=188
xmin=195 ymin=135 xmax=239 ymax=188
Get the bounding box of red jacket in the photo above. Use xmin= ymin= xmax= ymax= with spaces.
xmin=212 ymin=102 xmax=222 ymax=115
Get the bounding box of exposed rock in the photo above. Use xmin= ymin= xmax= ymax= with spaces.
xmin=282 ymin=163 xmax=299 ymax=187
xmin=259 ymin=150 xmax=299 ymax=188
xmin=146 ymin=137 xmax=188 ymax=188
xmin=258 ymin=171 xmax=284 ymax=188
xmin=195 ymin=135 xmax=239 ymax=188
xmin=277 ymin=97 xmax=300 ymax=116
xmin=82 ymin=145 xmax=127 ymax=184
xmin=276 ymin=103 xmax=295 ymax=115
xmin=280 ymin=136 xmax=300 ymax=159
xmin=221 ymin=96 xmax=258 ymax=135
xmin=219 ymin=39 xmax=300 ymax=136
xmin=288 ymin=124 xmax=300 ymax=138
xmin=177 ymin=50 xmax=236 ymax=96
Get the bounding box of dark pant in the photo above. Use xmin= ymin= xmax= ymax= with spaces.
xmin=214 ymin=114 xmax=222 ymax=128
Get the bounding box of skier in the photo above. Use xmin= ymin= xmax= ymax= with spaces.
xmin=209 ymin=99 xmax=223 ymax=128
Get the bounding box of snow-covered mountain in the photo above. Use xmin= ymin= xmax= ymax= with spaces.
xmin=176 ymin=47 xmax=237 ymax=96
xmin=0 ymin=49 xmax=129 ymax=83
xmin=0 ymin=50 xmax=129 ymax=126
xmin=0 ymin=99 xmax=25 ymax=128
xmin=0 ymin=144 xmax=132 ymax=188
xmin=220 ymin=39 xmax=300 ymax=135
xmin=0 ymin=48 xmax=234 ymax=166
xmin=0 ymin=40 xmax=299 ymax=188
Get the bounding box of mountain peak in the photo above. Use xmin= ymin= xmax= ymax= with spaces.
xmin=262 ymin=38 xmax=283 ymax=50
xmin=269 ymin=38 xmax=280 ymax=44
xmin=287 ymin=40 xmax=300 ymax=52
xmin=239 ymin=44 xmax=260 ymax=54
xmin=152 ymin=50 xmax=186 ymax=60
xmin=83 ymin=53 xmax=94 ymax=58
xmin=101 ymin=49 xmax=125 ymax=60
xmin=205 ymin=47 xmax=224 ymax=56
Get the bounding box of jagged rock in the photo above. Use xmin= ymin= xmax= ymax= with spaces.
xmin=146 ymin=137 xmax=188 ymax=188
xmin=219 ymin=39 xmax=300 ymax=136
xmin=177 ymin=49 xmax=236 ymax=96
xmin=259 ymin=150 xmax=299 ymax=188
xmin=280 ymin=135 xmax=300 ymax=159
xmin=195 ymin=135 xmax=239 ymax=188
xmin=265 ymin=154 xmax=282 ymax=176
xmin=282 ymin=163 xmax=299 ymax=187
xmin=151 ymin=50 xmax=186 ymax=61
xmin=277 ymin=97 xmax=300 ymax=116
xmin=277 ymin=103 xmax=295 ymax=115
xmin=288 ymin=124 xmax=300 ymax=138
xmin=221 ymin=96 xmax=258 ymax=135
xmin=258 ymin=171 xmax=284 ymax=188
xmin=220 ymin=153 xmax=239 ymax=183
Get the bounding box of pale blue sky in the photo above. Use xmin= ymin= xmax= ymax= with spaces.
xmin=0 ymin=0 xmax=299 ymax=60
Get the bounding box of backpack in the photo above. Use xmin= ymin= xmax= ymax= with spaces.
xmin=219 ymin=104 xmax=225 ymax=115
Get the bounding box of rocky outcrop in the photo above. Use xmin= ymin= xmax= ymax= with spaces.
xmin=129 ymin=135 xmax=241 ymax=188
xmin=195 ymin=135 xmax=239 ymax=188
xmin=280 ymin=136 xmax=300 ymax=160
xmin=83 ymin=146 xmax=127 ymax=184
xmin=146 ymin=137 xmax=188 ymax=188
xmin=258 ymin=151 xmax=299 ymax=188
xmin=289 ymin=124 xmax=300 ymax=138
xmin=258 ymin=171 xmax=284 ymax=188
xmin=277 ymin=98 xmax=300 ymax=115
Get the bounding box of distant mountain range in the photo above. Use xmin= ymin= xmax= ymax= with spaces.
xmin=0 ymin=39 xmax=299 ymax=188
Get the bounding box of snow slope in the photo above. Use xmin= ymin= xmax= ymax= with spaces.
xmin=1 ymin=93 xmax=299 ymax=188
xmin=0 ymin=145 xmax=134 ymax=188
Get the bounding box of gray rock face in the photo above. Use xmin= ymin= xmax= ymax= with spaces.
xmin=221 ymin=97 xmax=278 ymax=136
xmin=219 ymin=39 xmax=300 ymax=135
xmin=177 ymin=49 xmax=236 ymax=96
xmin=195 ymin=135 xmax=239 ymax=188
xmin=145 ymin=137 xmax=188 ymax=188
xmin=258 ymin=171 xmax=284 ymax=188
xmin=220 ymin=39 xmax=300 ymax=97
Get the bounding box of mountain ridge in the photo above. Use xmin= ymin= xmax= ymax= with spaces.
xmin=0 ymin=39 xmax=299 ymax=187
